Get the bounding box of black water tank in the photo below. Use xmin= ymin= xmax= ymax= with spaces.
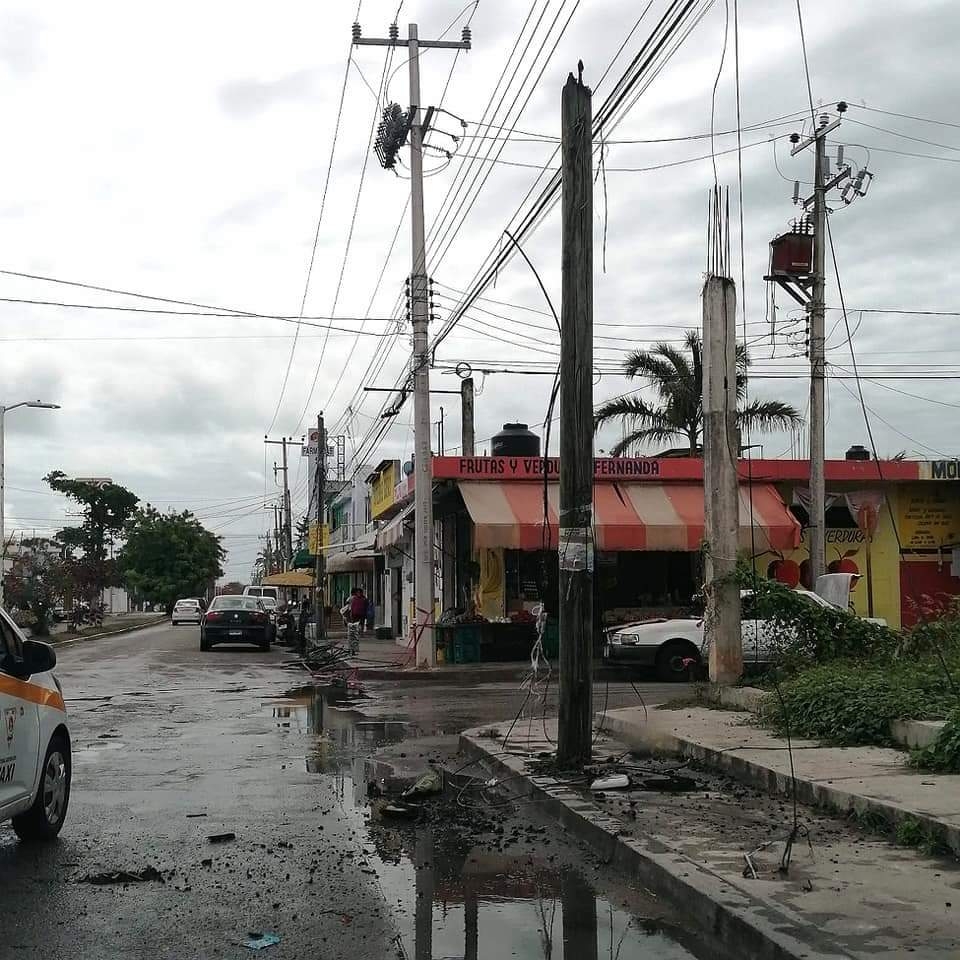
xmin=492 ymin=422 xmax=541 ymax=457
xmin=845 ymin=444 xmax=871 ymax=461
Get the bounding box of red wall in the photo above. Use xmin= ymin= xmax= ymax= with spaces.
xmin=900 ymin=561 xmax=960 ymax=627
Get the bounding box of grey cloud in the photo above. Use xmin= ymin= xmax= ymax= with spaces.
xmin=218 ymin=69 xmax=317 ymax=117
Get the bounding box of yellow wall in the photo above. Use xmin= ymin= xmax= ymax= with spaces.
xmin=370 ymin=462 xmax=399 ymax=519
xmin=308 ymin=522 xmax=329 ymax=554
xmin=754 ymin=484 xmax=902 ymax=628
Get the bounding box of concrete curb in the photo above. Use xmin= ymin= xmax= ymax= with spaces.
xmin=459 ymin=729 xmax=853 ymax=960
xmin=602 ymin=713 xmax=960 ymax=855
xmin=49 ymin=616 xmax=168 ymax=647
xmin=357 ymin=661 xmax=633 ymax=685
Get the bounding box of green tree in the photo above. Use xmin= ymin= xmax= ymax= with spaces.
xmin=45 ymin=472 xmax=140 ymax=604
xmin=594 ymin=330 xmax=803 ymax=457
xmin=120 ymin=506 xmax=224 ymax=612
xmin=3 ymin=549 xmax=72 ymax=637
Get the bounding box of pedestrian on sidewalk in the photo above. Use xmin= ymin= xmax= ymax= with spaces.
xmin=341 ymin=588 xmax=362 ymax=655
xmin=297 ymin=596 xmax=312 ymax=654
xmin=364 ymin=595 xmax=375 ymax=635
xmin=350 ymin=587 xmax=366 ymax=635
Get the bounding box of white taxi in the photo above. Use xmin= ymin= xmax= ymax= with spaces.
xmin=0 ymin=608 xmax=71 ymax=841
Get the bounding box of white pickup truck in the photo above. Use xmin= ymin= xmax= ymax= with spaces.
xmin=604 ymin=578 xmax=881 ymax=681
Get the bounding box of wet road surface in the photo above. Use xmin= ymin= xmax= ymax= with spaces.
xmin=1 ymin=622 xmax=707 ymax=959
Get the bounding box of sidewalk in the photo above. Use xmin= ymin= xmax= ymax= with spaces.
xmin=602 ymin=702 xmax=960 ymax=854
xmin=461 ymin=716 xmax=960 ymax=959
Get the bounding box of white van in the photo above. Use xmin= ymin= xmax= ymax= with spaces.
xmin=243 ymin=586 xmax=280 ymax=604
xmin=0 ymin=607 xmax=71 ymax=840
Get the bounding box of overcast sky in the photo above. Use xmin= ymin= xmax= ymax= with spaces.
xmin=0 ymin=0 xmax=955 ymax=581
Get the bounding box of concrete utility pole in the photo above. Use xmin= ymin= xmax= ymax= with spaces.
xmin=703 ymin=274 xmax=743 ymax=684
xmin=313 ymin=413 xmax=326 ymax=646
xmin=354 ymin=20 xmax=471 ymax=667
xmin=808 ymin=130 xmax=828 ymax=585
xmin=460 ymin=377 xmax=475 ymax=456
xmin=557 ymin=69 xmax=593 ymax=768
xmin=265 ymin=436 xmax=298 ymax=570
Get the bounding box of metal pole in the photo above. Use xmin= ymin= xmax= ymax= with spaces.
xmin=460 ymin=377 xmax=475 ymax=456
xmin=809 ymin=129 xmax=827 ymax=586
xmin=408 ymin=22 xmax=436 ymax=667
xmin=0 ymin=407 xmax=5 ymax=607
xmin=282 ymin=439 xmax=293 ymax=571
xmin=703 ymin=275 xmax=743 ymax=683
xmin=557 ymin=71 xmax=593 ymax=768
xmin=313 ymin=414 xmax=327 ymax=645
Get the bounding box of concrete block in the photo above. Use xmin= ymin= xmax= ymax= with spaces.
xmin=889 ymin=719 xmax=946 ymax=750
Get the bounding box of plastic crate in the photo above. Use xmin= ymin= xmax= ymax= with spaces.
xmin=542 ymin=620 xmax=559 ymax=659
xmin=452 ymin=624 xmax=482 ymax=663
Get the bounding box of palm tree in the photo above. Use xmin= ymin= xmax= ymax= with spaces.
xmin=594 ymin=330 xmax=802 ymax=457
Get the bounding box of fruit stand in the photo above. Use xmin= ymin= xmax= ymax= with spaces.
xmin=437 ymin=612 xmax=558 ymax=664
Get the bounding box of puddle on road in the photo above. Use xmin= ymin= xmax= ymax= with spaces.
xmin=263 ymin=684 xmax=710 ymax=960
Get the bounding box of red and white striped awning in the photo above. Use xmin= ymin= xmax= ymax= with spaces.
xmin=457 ymin=481 xmax=800 ymax=553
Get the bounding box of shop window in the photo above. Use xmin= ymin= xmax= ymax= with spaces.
xmin=790 ymin=502 xmax=857 ymax=528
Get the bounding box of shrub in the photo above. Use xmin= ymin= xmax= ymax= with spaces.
xmin=910 ymin=709 xmax=960 ymax=773
xmin=741 ymin=575 xmax=898 ymax=675
xmin=765 ymin=659 xmax=960 ymax=746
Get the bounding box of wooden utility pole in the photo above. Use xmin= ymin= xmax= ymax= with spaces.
xmin=313 ymin=413 xmax=327 ymax=646
xmin=703 ymin=273 xmax=742 ymax=683
xmin=557 ymin=69 xmax=593 ymax=768
xmin=460 ymin=376 xmax=475 ymax=456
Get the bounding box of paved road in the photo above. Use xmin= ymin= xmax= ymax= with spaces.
xmin=1 ymin=622 xmax=697 ymax=960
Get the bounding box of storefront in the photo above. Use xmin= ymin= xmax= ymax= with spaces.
xmin=429 ymin=455 xmax=960 ymax=632
xmin=433 ymin=456 xmax=801 ymax=627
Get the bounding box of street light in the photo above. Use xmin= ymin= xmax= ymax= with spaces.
xmin=1 ymin=400 xmax=61 ymax=606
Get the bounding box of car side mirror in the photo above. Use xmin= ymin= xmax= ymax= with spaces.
xmin=21 ymin=639 xmax=57 ymax=676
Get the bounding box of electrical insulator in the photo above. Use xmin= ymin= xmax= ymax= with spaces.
xmin=836 ymin=145 xmax=844 ymax=170
xmin=461 ymin=26 xmax=472 ymax=46
xmin=792 ymin=180 xmax=800 ymax=204
xmin=352 ymin=22 xmax=361 ymax=42
xmin=389 ymin=22 xmax=399 ymax=40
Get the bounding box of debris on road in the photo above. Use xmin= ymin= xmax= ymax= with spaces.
xmin=242 ymin=931 xmax=281 ymax=951
xmin=401 ymin=769 xmax=442 ymax=799
xmin=590 ymin=773 xmax=630 ymax=791
xmin=78 ymin=866 xmax=165 ymax=885
xmin=382 ymin=801 xmax=420 ymax=819
xmin=185 ymin=812 xmax=207 ymax=818
xmin=207 ymin=832 xmax=236 ymax=844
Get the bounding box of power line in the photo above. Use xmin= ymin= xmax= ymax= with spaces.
xmin=292 ymin=40 xmax=395 ymax=435
xmin=847 ymin=102 xmax=960 ymax=133
xmin=266 ymin=1 xmax=363 ymax=436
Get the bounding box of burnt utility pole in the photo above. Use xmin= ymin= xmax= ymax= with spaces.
xmin=460 ymin=377 xmax=475 ymax=456
xmin=768 ymin=103 xmax=871 ymax=584
xmin=313 ymin=413 xmax=327 ymax=646
xmin=354 ymin=19 xmax=471 ymax=667
xmin=557 ymin=68 xmax=593 ymax=768
xmin=265 ymin=436 xmax=300 ymax=569
xmin=703 ymin=191 xmax=742 ymax=682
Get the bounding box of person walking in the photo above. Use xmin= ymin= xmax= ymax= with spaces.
xmin=349 ymin=587 xmax=366 ymax=632
xmin=297 ymin=596 xmax=312 ymax=654
xmin=364 ymin=595 xmax=375 ymax=635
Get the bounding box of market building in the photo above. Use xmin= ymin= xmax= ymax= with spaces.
xmin=360 ymin=449 xmax=960 ymax=644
